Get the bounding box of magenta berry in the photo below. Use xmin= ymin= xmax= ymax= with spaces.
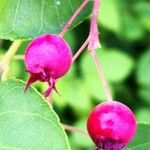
xmin=87 ymin=101 xmax=137 ymax=150
xmin=24 ymin=34 xmax=72 ymax=96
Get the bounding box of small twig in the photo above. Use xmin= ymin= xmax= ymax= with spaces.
xmin=90 ymin=51 xmax=113 ymax=101
xmin=0 ymin=40 xmax=22 ymax=81
xmin=63 ymin=123 xmax=88 ymax=135
xmin=88 ymin=0 xmax=113 ymax=101
xmin=59 ymin=0 xmax=89 ymax=38
xmin=72 ymin=37 xmax=89 ymax=63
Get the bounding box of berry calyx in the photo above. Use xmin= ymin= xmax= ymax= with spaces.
xmin=24 ymin=34 xmax=72 ymax=96
xmin=87 ymin=101 xmax=137 ymax=150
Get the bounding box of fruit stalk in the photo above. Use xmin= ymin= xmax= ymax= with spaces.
xmin=90 ymin=51 xmax=113 ymax=101
xmin=88 ymin=0 xmax=100 ymax=51
xmin=59 ymin=0 xmax=89 ymax=37
xmin=63 ymin=124 xmax=88 ymax=135
xmin=72 ymin=36 xmax=89 ymax=62
xmin=88 ymin=0 xmax=113 ymax=101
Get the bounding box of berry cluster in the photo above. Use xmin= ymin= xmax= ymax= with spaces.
xmin=24 ymin=1 xmax=137 ymax=149
xmin=24 ymin=33 xmax=137 ymax=150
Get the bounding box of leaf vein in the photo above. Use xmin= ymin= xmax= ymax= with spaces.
xmin=37 ymin=0 xmax=45 ymax=35
xmin=0 ymin=111 xmax=62 ymax=135
xmin=53 ymin=0 xmax=61 ymax=29
xmin=67 ymin=0 xmax=74 ymax=13
xmin=13 ymin=0 xmax=21 ymax=31
xmin=0 ymin=86 xmax=24 ymax=100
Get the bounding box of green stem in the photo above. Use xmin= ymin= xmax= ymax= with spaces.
xmin=0 ymin=40 xmax=22 ymax=81
xmin=0 ymin=54 xmax=24 ymax=60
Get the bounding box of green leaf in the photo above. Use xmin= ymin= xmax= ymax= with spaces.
xmin=0 ymin=79 xmax=70 ymax=150
xmin=53 ymin=77 xmax=92 ymax=117
xmin=82 ymin=48 xmax=134 ymax=83
xmin=136 ymin=108 xmax=150 ymax=124
xmin=138 ymin=86 xmax=150 ymax=104
xmin=99 ymin=0 xmax=121 ymax=33
xmin=126 ymin=124 xmax=150 ymax=150
xmin=70 ymin=119 xmax=94 ymax=149
xmin=81 ymin=48 xmax=134 ymax=100
xmin=133 ymin=1 xmax=150 ymax=30
xmin=136 ymin=49 xmax=150 ymax=86
xmin=120 ymin=12 xmax=144 ymax=41
xmin=0 ymin=0 xmax=93 ymax=40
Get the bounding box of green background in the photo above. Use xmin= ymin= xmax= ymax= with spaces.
xmin=0 ymin=0 xmax=150 ymax=149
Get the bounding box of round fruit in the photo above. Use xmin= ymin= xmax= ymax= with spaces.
xmin=24 ymin=34 xmax=72 ymax=96
xmin=87 ymin=101 xmax=137 ymax=150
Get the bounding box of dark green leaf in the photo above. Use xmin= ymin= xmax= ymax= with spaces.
xmin=0 ymin=0 xmax=93 ymax=40
xmin=126 ymin=124 xmax=150 ymax=150
xmin=138 ymin=86 xmax=150 ymax=103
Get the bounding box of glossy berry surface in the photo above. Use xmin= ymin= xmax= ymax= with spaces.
xmin=25 ymin=34 xmax=72 ymax=96
xmin=87 ymin=101 xmax=137 ymax=150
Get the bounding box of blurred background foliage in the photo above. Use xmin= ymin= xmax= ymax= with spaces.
xmin=0 ymin=0 xmax=150 ymax=149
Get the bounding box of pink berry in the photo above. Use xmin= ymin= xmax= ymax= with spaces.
xmin=24 ymin=34 xmax=72 ymax=96
xmin=87 ymin=101 xmax=137 ymax=150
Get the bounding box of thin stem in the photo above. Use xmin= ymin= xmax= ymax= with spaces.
xmin=88 ymin=0 xmax=100 ymax=51
xmin=72 ymin=37 xmax=89 ymax=63
xmin=63 ymin=124 xmax=88 ymax=135
xmin=87 ymin=0 xmax=113 ymax=101
xmin=0 ymin=40 xmax=22 ymax=81
xmin=90 ymin=50 xmax=113 ymax=101
xmin=0 ymin=54 xmax=24 ymax=60
xmin=2 ymin=40 xmax=22 ymax=63
xmin=59 ymin=0 xmax=89 ymax=38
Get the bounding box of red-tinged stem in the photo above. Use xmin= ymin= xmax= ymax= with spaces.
xmin=88 ymin=0 xmax=100 ymax=51
xmin=88 ymin=0 xmax=113 ymax=101
xmin=59 ymin=0 xmax=89 ymax=38
xmin=72 ymin=37 xmax=89 ymax=63
xmin=63 ymin=124 xmax=88 ymax=135
xmin=90 ymin=50 xmax=113 ymax=101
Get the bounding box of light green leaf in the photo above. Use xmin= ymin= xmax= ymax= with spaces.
xmin=81 ymin=48 xmax=134 ymax=83
xmin=136 ymin=108 xmax=150 ymax=124
xmin=120 ymin=12 xmax=144 ymax=41
xmin=133 ymin=1 xmax=150 ymax=30
xmin=0 ymin=0 xmax=93 ymax=40
xmin=136 ymin=49 xmax=150 ymax=86
xmin=99 ymin=0 xmax=121 ymax=33
xmin=126 ymin=124 xmax=150 ymax=150
xmin=70 ymin=119 xmax=94 ymax=149
xmin=0 ymin=79 xmax=70 ymax=150
xmin=53 ymin=78 xmax=92 ymax=117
